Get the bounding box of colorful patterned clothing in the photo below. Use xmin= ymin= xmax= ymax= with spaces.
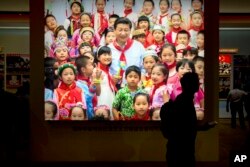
xmin=112 ymin=85 xmax=143 ymax=118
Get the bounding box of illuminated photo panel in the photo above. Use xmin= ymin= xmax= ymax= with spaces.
xmin=44 ymin=0 xmax=205 ymax=121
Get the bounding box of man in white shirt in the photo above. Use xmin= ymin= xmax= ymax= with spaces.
xmin=108 ymin=17 xmax=145 ymax=87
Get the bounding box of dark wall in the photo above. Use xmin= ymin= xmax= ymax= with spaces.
xmin=220 ymin=29 xmax=250 ymax=55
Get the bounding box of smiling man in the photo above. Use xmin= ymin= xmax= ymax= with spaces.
xmin=108 ymin=17 xmax=145 ymax=87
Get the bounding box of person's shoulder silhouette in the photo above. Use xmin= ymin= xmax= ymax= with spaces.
xmin=160 ymin=72 xmax=199 ymax=139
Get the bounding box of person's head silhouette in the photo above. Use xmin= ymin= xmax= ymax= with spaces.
xmin=180 ymin=72 xmax=199 ymax=95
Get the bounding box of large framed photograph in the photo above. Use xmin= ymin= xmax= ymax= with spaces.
xmin=44 ymin=0 xmax=205 ymax=121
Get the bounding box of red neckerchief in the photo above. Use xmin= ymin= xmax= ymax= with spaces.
xmin=77 ymin=74 xmax=98 ymax=107
xmin=150 ymin=81 xmax=165 ymax=105
xmin=145 ymin=30 xmax=150 ymax=37
xmin=132 ymin=111 xmax=150 ymax=120
xmin=113 ymin=39 xmax=133 ymax=77
xmin=98 ymin=63 xmax=117 ymax=92
xmin=97 ymin=10 xmax=108 ymax=35
xmin=124 ymin=8 xmax=132 ymax=17
xmin=70 ymin=14 xmax=80 ymax=33
xmin=58 ymin=81 xmax=82 ymax=102
xmin=189 ymin=25 xmax=203 ymax=32
xmin=57 ymin=81 xmax=82 ymax=120
xmin=145 ymin=74 xmax=151 ymax=81
xmin=77 ymin=75 xmax=91 ymax=86
xmin=164 ymin=60 xmax=177 ymax=70
xmin=159 ymin=12 xmax=168 ymax=24
xmin=172 ymin=27 xmax=182 ymax=33
xmin=59 ymin=80 xmax=76 ymax=90
xmin=153 ymin=40 xmax=165 ymax=53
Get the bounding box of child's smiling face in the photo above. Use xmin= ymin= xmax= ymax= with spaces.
xmin=133 ymin=95 xmax=149 ymax=117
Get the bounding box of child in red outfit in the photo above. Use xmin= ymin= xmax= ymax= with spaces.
xmin=131 ymin=92 xmax=150 ymax=120
xmin=53 ymin=63 xmax=86 ymax=120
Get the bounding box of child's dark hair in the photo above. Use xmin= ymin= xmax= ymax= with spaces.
xmin=149 ymin=107 xmax=160 ymax=120
xmin=137 ymin=15 xmax=150 ymax=30
xmin=171 ymin=0 xmax=182 ymax=8
xmin=124 ymin=0 xmax=135 ymax=5
xmin=70 ymin=106 xmax=87 ymax=119
xmin=152 ymin=63 xmax=169 ymax=83
xmin=183 ymin=47 xmax=198 ymax=57
xmin=133 ymin=92 xmax=150 ymax=104
xmin=96 ymin=45 xmax=111 ymax=57
xmin=176 ymin=58 xmax=195 ymax=72
xmin=170 ymin=12 xmax=182 ymax=20
xmin=114 ymin=17 xmax=132 ymax=30
xmin=75 ymin=56 xmax=91 ymax=73
xmin=84 ymin=51 xmax=97 ymax=64
xmin=109 ymin=14 xmax=120 ymax=21
xmin=125 ymin=65 xmax=141 ymax=79
xmin=78 ymin=42 xmax=94 ymax=54
xmin=71 ymin=1 xmax=84 ymax=13
xmin=44 ymin=57 xmax=56 ymax=91
xmin=45 ymin=100 xmax=58 ymax=119
xmin=54 ymin=25 xmax=67 ymax=38
xmin=190 ymin=10 xmax=203 ymax=18
xmin=132 ymin=34 xmax=146 ymax=39
xmin=95 ymin=0 xmax=106 ymax=4
xmin=91 ymin=115 xmax=107 ymax=120
xmin=159 ymin=43 xmax=176 ymax=58
xmin=143 ymin=0 xmax=155 ymax=7
xmin=96 ymin=46 xmax=112 ymax=66
xmin=197 ymin=30 xmax=204 ymax=36
xmin=102 ymin=27 xmax=115 ymax=38
xmin=192 ymin=55 xmax=204 ymax=64
xmin=191 ymin=0 xmax=203 ymax=5
xmin=160 ymin=0 xmax=170 ymax=7
xmin=80 ymin=12 xmax=92 ymax=21
xmin=177 ymin=30 xmax=190 ymax=39
xmin=143 ymin=55 xmax=159 ymax=63
xmin=44 ymin=14 xmax=57 ymax=26
xmin=69 ymin=57 xmax=77 ymax=64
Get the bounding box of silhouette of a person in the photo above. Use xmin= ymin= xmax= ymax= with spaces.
xmin=0 ymin=79 xmax=19 ymax=161
xmin=226 ymin=86 xmax=247 ymax=129
xmin=160 ymin=72 xmax=200 ymax=167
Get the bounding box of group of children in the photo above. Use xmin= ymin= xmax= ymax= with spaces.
xmin=44 ymin=0 xmax=205 ymax=121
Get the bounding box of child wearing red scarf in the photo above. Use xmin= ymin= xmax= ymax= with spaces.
xmin=140 ymin=0 xmax=157 ymax=30
xmin=159 ymin=43 xmax=178 ymax=86
xmin=149 ymin=63 xmax=171 ymax=108
xmin=95 ymin=46 xmax=117 ymax=120
xmin=64 ymin=0 xmax=84 ymax=39
xmin=141 ymin=49 xmax=159 ymax=93
xmin=120 ymin=0 xmax=138 ymax=31
xmin=75 ymin=56 xmax=101 ymax=120
xmin=53 ymin=63 xmax=86 ymax=120
xmin=187 ymin=0 xmax=204 ymax=30
xmin=131 ymin=92 xmax=150 ymax=120
xmin=92 ymin=0 xmax=109 ymax=36
xmin=71 ymin=12 xmax=101 ymax=53
xmin=137 ymin=15 xmax=154 ymax=48
xmin=156 ymin=0 xmax=171 ymax=33
xmin=147 ymin=24 xmax=166 ymax=55
xmin=79 ymin=27 xmax=97 ymax=51
xmin=170 ymin=0 xmax=187 ymax=29
xmin=188 ymin=11 xmax=204 ymax=48
xmin=165 ymin=13 xmax=183 ymax=44
xmin=51 ymin=37 xmax=70 ymax=67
